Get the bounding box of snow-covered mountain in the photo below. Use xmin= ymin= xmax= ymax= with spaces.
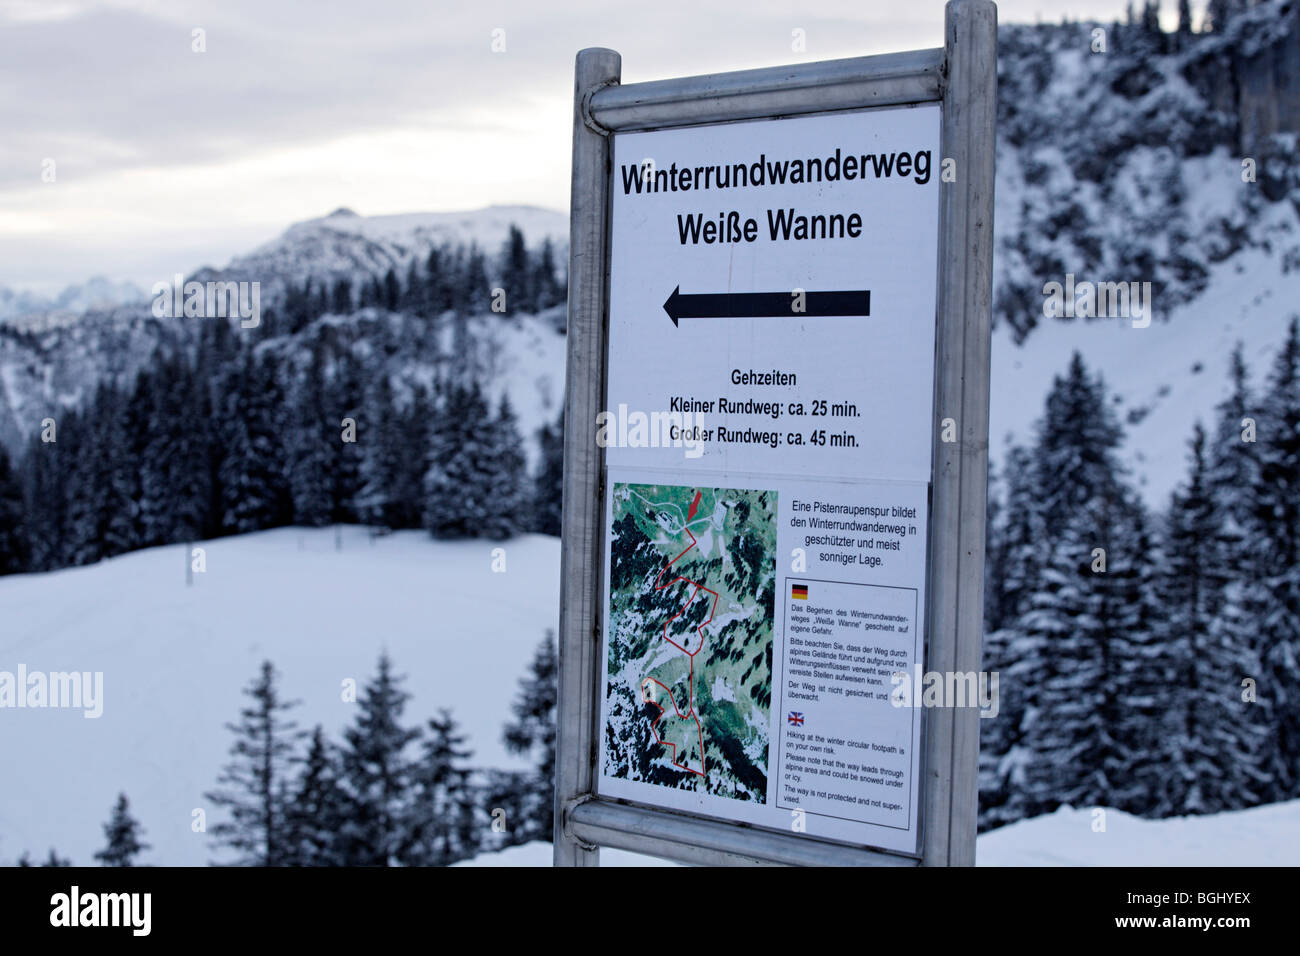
xmin=0 ymin=276 xmax=146 ymax=332
xmin=205 ymin=204 xmax=568 ymax=302
xmin=0 ymin=205 xmax=569 ymax=458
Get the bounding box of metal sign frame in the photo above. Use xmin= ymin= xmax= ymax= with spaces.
xmin=554 ymin=0 xmax=996 ymax=867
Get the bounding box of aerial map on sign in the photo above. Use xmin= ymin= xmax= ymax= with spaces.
xmin=603 ymin=482 xmax=775 ymax=802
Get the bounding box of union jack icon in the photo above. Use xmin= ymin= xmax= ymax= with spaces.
xmin=787 ymin=712 xmax=804 ymax=726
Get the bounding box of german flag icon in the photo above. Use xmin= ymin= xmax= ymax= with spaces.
xmin=791 ymin=583 xmax=808 ymax=600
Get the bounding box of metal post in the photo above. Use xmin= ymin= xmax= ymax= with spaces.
xmin=554 ymin=47 xmax=621 ymax=867
xmin=922 ymin=0 xmax=997 ymax=867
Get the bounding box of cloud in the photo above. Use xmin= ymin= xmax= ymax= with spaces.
xmin=1 ymin=0 xmax=1133 ymax=290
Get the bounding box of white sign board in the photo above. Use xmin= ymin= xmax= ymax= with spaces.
xmin=596 ymin=105 xmax=941 ymax=854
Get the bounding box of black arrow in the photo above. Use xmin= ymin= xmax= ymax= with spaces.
xmin=663 ymin=286 xmax=870 ymax=327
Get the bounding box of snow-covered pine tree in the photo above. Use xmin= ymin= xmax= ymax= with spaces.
xmin=531 ymin=410 xmax=564 ymax=536
xmin=483 ymin=394 xmax=527 ymax=539
xmin=134 ymin=365 xmax=169 ymax=548
xmin=205 ymin=660 xmax=304 ymax=866
xmin=0 ymin=444 xmax=29 ymax=574
xmin=355 ymin=373 xmax=404 ymax=529
xmin=404 ymin=259 xmax=424 ymax=315
xmin=979 ymin=445 xmax=1049 ymax=829
xmin=219 ymin=356 xmax=293 ymax=534
xmin=332 ymin=277 xmax=353 ymax=315
xmin=1204 ymin=343 xmax=1272 ymax=807
xmin=288 ymin=350 xmax=334 ymax=527
xmin=382 ymin=268 xmax=401 ymax=312
xmin=1155 ymin=423 xmax=1266 ymax=814
xmin=500 ymin=631 xmax=558 ymax=843
xmin=984 ymin=443 xmax=1047 ymax=633
xmin=1109 ymin=500 xmax=1173 ymax=814
xmin=501 ymin=224 xmax=533 ymax=313
xmin=462 ymin=243 xmax=490 ymax=315
xmin=1249 ymin=318 xmax=1300 ymax=799
xmin=94 ymin=793 xmax=150 ymax=867
xmin=532 ymin=238 xmax=564 ymax=312
xmin=426 ymin=244 xmax=457 ymax=320
xmin=19 ymin=849 xmax=72 ymax=867
xmin=407 ymin=709 xmax=479 ymax=865
xmin=1035 ymin=352 xmax=1128 ymax=537
xmin=338 ymin=652 xmax=421 ymax=866
xmin=137 ymin=355 xmax=212 ymax=547
xmin=20 ymin=425 xmax=67 ymax=571
xmin=483 ymin=769 xmax=532 ymax=849
xmin=1014 ymin=354 xmax=1153 ymax=815
xmin=281 ymin=725 xmax=351 ymax=867
xmin=329 ymin=350 xmax=365 ymax=523
xmin=390 ymin=387 xmax=432 ymax=530
xmin=422 ymin=382 xmax=494 ymax=538
xmin=99 ymin=382 xmax=141 ymax=559
xmin=62 ymin=396 xmax=107 ymax=566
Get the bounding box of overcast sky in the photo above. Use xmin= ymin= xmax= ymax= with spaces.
xmin=2 ymin=0 xmax=1191 ymax=294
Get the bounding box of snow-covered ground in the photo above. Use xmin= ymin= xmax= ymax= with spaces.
xmin=4 ymin=526 xmax=1296 ymax=867
xmin=454 ymin=843 xmax=678 ymax=867
xmin=0 ymin=527 xmax=560 ymax=867
xmin=462 ymin=800 xmax=1300 ymax=866
xmin=978 ymin=801 xmax=1300 ymax=867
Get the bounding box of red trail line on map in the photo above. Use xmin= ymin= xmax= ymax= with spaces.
xmin=640 ymin=490 xmax=716 ymax=780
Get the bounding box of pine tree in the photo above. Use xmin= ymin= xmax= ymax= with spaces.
xmin=355 ymin=374 xmax=404 ymax=528
xmin=138 ymin=356 xmax=211 ymax=546
xmin=532 ymin=238 xmax=564 ymax=312
xmin=979 ymin=446 xmax=1047 ymax=829
xmin=404 ymin=259 xmax=424 ymax=314
xmin=219 ymin=356 xmax=293 ymax=534
xmin=206 ymin=660 xmax=303 ymax=866
xmin=22 ymin=421 xmax=68 ymax=571
xmin=281 ymin=726 xmax=351 ymax=867
xmin=423 ymin=383 xmax=494 ymax=538
xmin=407 ymin=709 xmax=479 ymax=865
xmin=463 ymin=243 xmax=490 ymax=315
xmin=1204 ymin=343 xmax=1272 ymax=807
xmin=338 ymin=653 xmax=421 ymax=866
xmin=330 ymin=351 xmax=365 ymax=522
xmin=0 ymin=444 xmax=29 ymax=574
xmin=331 ymin=277 xmax=353 ymax=315
xmin=984 ymin=443 xmax=1046 ymax=632
xmin=500 ymin=632 xmax=558 ymax=843
xmin=1013 ymin=354 xmax=1151 ymax=816
xmin=531 ymin=410 xmax=564 ymax=536
xmin=1206 ymin=0 xmax=1231 ymax=33
xmin=501 ymin=225 xmax=533 ymax=313
xmin=288 ymin=351 xmax=334 ymax=527
xmin=1035 ymin=353 xmax=1127 ymax=538
xmin=1142 ymin=0 xmax=1162 ymax=37
xmin=19 ymin=849 xmax=71 ymax=867
xmin=483 ymin=394 xmax=527 ymax=539
xmin=425 ymin=245 xmax=453 ymax=318
xmin=94 ymin=793 xmax=150 ymax=866
xmin=1155 ymin=424 xmax=1266 ymax=814
xmin=1250 ymin=318 xmax=1300 ymax=799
